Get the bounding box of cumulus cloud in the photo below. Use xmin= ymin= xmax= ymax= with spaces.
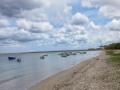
xmin=0 ymin=19 xmax=54 ymax=46
xmin=64 ymin=5 xmax=72 ymax=15
xmin=0 ymin=0 xmax=48 ymax=17
xmin=71 ymin=12 xmax=89 ymax=25
xmin=99 ymin=5 xmax=120 ymax=18
xmin=17 ymin=19 xmax=53 ymax=33
xmin=31 ymin=22 xmax=53 ymax=33
xmin=20 ymin=8 xmax=48 ymax=21
xmin=106 ymin=19 xmax=120 ymax=31
xmin=0 ymin=29 xmax=47 ymax=45
xmin=89 ymin=21 xmax=102 ymax=31
xmin=0 ymin=27 xmax=15 ymax=40
xmin=17 ymin=19 xmax=31 ymax=30
xmin=0 ymin=0 xmax=76 ymax=23
xmin=0 ymin=0 xmax=120 ymax=52
xmin=81 ymin=0 xmax=92 ymax=8
xmin=0 ymin=19 xmax=10 ymax=27
xmin=51 ymin=23 xmax=88 ymax=46
xmin=81 ymin=0 xmax=120 ymax=19
xmin=12 ymin=29 xmax=35 ymax=42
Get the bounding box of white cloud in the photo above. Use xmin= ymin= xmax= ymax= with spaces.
xmin=0 ymin=19 xmax=10 ymax=27
xmin=51 ymin=23 xmax=88 ymax=46
xmin=64 ymin=5 xmax=72 ymax=14
xmin=0 ymin=0 xmax=120 ymax=52
xmin=0 ymin=0 xmax=43 ymax=17
xmin=106 ymin=19 xmax=120 ymax=31
xmin=20 ymin=8 xmax=48 ymax=21
xmin=16 ymin=19 xmax=53 ymax=33
xmin=89 ymin=21 xmax=102 ymax=31
xmin=81 ymin=0 xmax=120 ymax=19
xmin=31 ymin=22 xmax=53 ymax=33
xmin=17 ymin=19 xmax=31 ymax=30
xmin=81 ymin=0 xmax=92 ymax=8
xmin=12 ymin=29 xmax=35 ymax=42
xmin=0 ymin=27 xmax=16 ymax=40
xmin=99 ymin=5 xmax=120 ymax=18
xmin=71 ymin=12 xmax=89 ymax=25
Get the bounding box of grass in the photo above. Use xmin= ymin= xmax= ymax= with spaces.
xmin=106 ymin=50 xmax=114 ymax=55
xmin=106 ymin=50 xmax=120 ymax=66
xmin=111 ymin=55 xmax=120 ymax=60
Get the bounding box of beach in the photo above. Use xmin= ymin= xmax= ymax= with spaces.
xmin=29 ymin=51 xmax=120 ymax=90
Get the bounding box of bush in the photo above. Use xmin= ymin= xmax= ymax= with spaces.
xmin=104 ymin=43 xmax=120 ymax=50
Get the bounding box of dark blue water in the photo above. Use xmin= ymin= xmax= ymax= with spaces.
xmin=0 ymin=51 xmax=100 ymax=90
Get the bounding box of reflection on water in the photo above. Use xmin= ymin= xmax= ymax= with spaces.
xmin=0 ymin=51 xmax=100 ymax=90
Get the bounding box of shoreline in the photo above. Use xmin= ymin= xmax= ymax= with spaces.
xmin=29 ymin=52 xmax=103 ymax=90
xmin=0 ymin=49 xmax=100 ymax=55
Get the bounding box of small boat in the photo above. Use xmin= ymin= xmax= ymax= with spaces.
xmin=8 ymin=57 xmax=16 ymax=61
xmin=59 ymin=52 xmax=69 ymax=57
xmin=71 ymin=52 xmax=77 ymax=55
xmin=79 ymin=52 xmax=87 ymax=54
xmin=17 ymin=58 xmax=21 ymax=63
xmin=40 ymin=56 xmax=45 ymax=59
xmin=61 ymin=54 xmax=67 ymax=57
xmin=40 ymin=54 xmax=48 ymax=59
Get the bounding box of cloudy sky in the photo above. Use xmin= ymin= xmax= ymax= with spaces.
xmin=0 ymin=0 xmax=120 ymax=53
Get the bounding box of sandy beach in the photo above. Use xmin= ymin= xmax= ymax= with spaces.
xmin=29 ymin=51 xmax=119 ymax=90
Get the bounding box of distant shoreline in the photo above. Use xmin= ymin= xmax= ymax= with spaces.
xmin=0 ymin=49 xmax=101 ymax=55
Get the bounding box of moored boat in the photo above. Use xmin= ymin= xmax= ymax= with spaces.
xmin=8 ymin=57 xmax=16 ymax=60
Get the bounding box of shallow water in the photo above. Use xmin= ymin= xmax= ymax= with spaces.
xmin=0 ymin=51 xmax=100 ymax=90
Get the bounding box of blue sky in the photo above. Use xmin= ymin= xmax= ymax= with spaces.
xmin=0 ymin=0 xmax=120 ymax=53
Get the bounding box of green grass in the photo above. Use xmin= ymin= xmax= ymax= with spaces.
xmin=106 ymin=50 xmax=114 ymax=55
xmin=106 ymin=50 xmax=120 ymax=66
xmin=110 ymin=55 xmax=120 ymax=64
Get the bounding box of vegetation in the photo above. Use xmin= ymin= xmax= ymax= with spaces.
xmin=106 ymin=50 xmax=120 ymax=66
xmin=102 ymin=43 xmax=120 ymax=89
xmin=104 ymin=43 xmax=120 ymax=50
xmin=105 ymin=43 xmax=120 ymax=65
xmin=106 ymin=50 xmax=114 ymax=55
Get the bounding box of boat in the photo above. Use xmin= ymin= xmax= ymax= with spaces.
xmin=17 ymin=58 xmax=21 ymax=62
xmin=79 ymin=52 xmax=87 ymax=54
xmin=8 ymin=57 xmax=16 ymax=61
xmin=71 ymin=52 xmax=77 ymax=55
xmin=59 ymin=52 xmax=70 ymax=57
xmin=40 ymin=56 xmax=45 ymax=59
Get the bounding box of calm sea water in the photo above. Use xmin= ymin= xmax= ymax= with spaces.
xmin=0 ymin=51 xmax=100 ymax=90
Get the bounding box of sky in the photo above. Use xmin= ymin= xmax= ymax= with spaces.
xmin=0 ymin=0 xmax=120 ymax=53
